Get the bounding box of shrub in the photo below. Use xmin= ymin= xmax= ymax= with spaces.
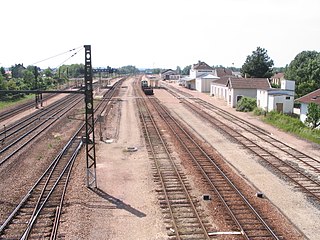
xmin=236 ymin=97 xmax=256 ymax=112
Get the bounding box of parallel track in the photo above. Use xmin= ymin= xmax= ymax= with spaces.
xmin=0 ymin=93 xmax=58 ymax=123
xmin=0 ymin=79 xmax=125 ymax=239
xmin=0 ymin=131 xmax=83 ymax=239
xmin=164 ymin=84 xmax=320 ymax=203
xmin=135 ymin=82 xmax=212 ymax=240
xmin=147 ymin=96 xmax=280 ymax=239
xmin=0 ymin=94 xmax=83 ymax=166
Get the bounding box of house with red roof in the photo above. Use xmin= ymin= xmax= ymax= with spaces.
xmin=296 ymin=88 xmax=320 ymax=124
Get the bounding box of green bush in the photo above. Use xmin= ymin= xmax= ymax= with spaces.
xmin=236 ymin=97 xmax=256 ymax=112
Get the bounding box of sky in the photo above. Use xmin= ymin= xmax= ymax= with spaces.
xmin=1 ymin=0 xmax=320 ymax=69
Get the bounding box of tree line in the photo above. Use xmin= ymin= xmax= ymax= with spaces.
xmin=0 ymin=64 xmax=86 ymax=100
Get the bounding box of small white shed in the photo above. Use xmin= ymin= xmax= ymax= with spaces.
xmin=257 ymin=80 xmax=295 ymax=113
xmin=257 ymin=89 xmax=294 ymax=113
xmin=196 ymin=74 xmax=219 ymax=93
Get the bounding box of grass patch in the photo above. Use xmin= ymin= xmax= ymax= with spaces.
xmin=0 ymin=94 xmax=35 ymax=110
xmin=263 ymin=111 xmax=320 ymax=144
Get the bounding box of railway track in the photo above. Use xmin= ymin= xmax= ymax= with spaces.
xmin=135 ymin=84 xmax=212 ymax=239
xmin=0 ymin=78 xmax=125 ymax=239
xmin=149 ymin=97 xmax=280 ymax=239
xmin=164 ymin=84 xmax=320 ymax=203
xmin=0 ymin=131 xmax=83 ymax=239
xmin=137 ymin=81 xmax=280 ymax=239
xmin=0 ymin=93 xmax=58 ymax=123
xmin=0 ymin=94 xmax=84 ymax=166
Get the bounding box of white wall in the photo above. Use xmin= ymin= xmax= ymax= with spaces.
xmin=196 ymin=78 xmax=201 ymax=92
xmin=300 ymin=103 xmax=308 ymax=123
xmin=267 ymin=95 xmax=294 ymax=113
xmin=196 ymin=78 xmax=213 ymax=92
xmin=229 ymin=89 xmax=257 ymax=107
xmin=281 ymin=80 xmax=295 ymax=91
xmin=189 ymin=69 xmax=197 ymax=79
xmin=211 ymin=84 xmax=228 ymax=101
xmin=190 ymin=68 xmax=214 ymax=78
xmin=257 ymin=89 xmax=268 ymax=110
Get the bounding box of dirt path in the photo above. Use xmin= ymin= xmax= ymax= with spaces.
xmin=60 ymin=77 xmax=167 ymax=239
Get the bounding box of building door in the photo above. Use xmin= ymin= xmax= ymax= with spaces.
xmin=276 ymin=103 xmax=283 ymax=113
xmin=236 ymin=95 xmax=243 ymax=102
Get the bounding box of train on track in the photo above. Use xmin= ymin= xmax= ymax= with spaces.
xmin=141 ymin=79 xmax=154 ymax=95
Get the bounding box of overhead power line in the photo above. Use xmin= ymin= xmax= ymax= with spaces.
xmin=32 ymin=46 xmax=83 ymax=66
xmin=55 ymin=47 xmax=84 ymax=69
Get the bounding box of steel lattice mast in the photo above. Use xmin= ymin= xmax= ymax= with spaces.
xmin=84 ymin=45 xmax=97 ymax=188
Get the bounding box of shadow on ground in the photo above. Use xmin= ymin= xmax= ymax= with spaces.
xmin=90 ymin=187 xmax=146 ymax=218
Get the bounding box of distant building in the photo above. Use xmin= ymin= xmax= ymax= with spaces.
xmin=189 ymin=61 xmax=215 ymax=78
xmin=160 ymin=69 xmax=179 ymax=80
xmin=296 ymin=88 xmax=320 ymax=124
xmin=270 ymin=72 xmax=285 ymax=86
xmin=183 ymin=61 xmax=218 ymax=92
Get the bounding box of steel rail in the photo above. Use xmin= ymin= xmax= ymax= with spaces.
xmin=193 ymin=97 xmax=320 ymax=172
xmin=149 ymin=97 xmax=279 ymax=239
xmin=135 ymin=84 xmax=210 ymax=239
xmin=21 ymin=140 xmax=83 ymax=240
xmin=0 ymin=94 xmax=81 ymax=140
xmin=0 ymin=126 xmax=82 ymax=236
xmin=0 ymin=96 xmax=83 ymax=165
xmin=0 ymin=78 xmax=125 ymax=238
xmin=182 ymin=99 xmax=320 ymax=202
xmin=0 ymin=95 xmax=82 ymax=153
xmin=0 ymin=93 xmax=57 ymax=122
xmin=164 ymin=84 xmax=320 ymax=201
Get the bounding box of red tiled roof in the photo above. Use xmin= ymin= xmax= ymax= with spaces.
xmin=211 ymin=76 xmax=237 ymax=86
xmin=215 ymin=68 xmax=233 ymax=77
xmin=296 ymin=89 xmax=320 ymax=105
xmin=193 ymin=61 xmax=213 ymax=70
xmin=227 ymin=78 xmax=270 ymax=90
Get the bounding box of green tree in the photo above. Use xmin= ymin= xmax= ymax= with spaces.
xmin=284 ymin=51 xmax=320 ymax=98
xmin=43 ymin=67 xmax=54 ymax=77
xmin=241 ymin=47 xmax=274 ymax=78
xmin=11 ymin=64 xmax=25 ymax=78
xmin=305 ymin=102 xmax=320 ymax=129
xmin=118 ymin=65 xmax=139 ymax=74
xmin=23 ymin=69 xmax=35 ymax=89
xmin=176 ymin=66 xmax=181 ymax=74
xmin=0 ymin=67 xmax=5 ymax=77
xmin=181 ymin=65 xmax=191 ymax=75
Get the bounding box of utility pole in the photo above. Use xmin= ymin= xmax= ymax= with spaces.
xmin=84 ymin=45 xmax=97 ymax=189
xmin=34 ymin=67 xmax=40 ymax=109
